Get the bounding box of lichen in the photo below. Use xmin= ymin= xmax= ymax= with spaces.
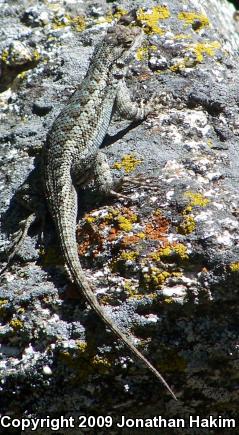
xmin=184 ymin=191 xmax=210 ymax=208
xmin=71 ymin=15 xmax=86 ymax=32
xmin=119 ymin=250 xmax=139 ymax=262
xmin=117 ymin=215 xmax=135 ymax=232
xmin=143 ymin=267 xmax=171 ymax=288
xmin=177 ymin=191 xmax=210 ymax=234
xmin=136 ymin=47 xmax=149 ymax=61
xmin=191 ymin=41 xmax=221 ymax=62
xmin=151 ymin=243 xmax=189 ymax=261
xmin=52 ymin=14 xmax=85 ymax=32
xmin=177 ymin=215 xmax=196 ymax=235
xmin=104 ymin=7 xmax=128 ymax=23
xmin=229 ymin=262 xmax=239 ymax=272
xmin=178 ymin=11 xmax=210 ymax=30
xmin=1 ymin=48 xmax=9 ymax=63
xmin=113 ymin=154 xmax=142 ymax=173
xmin=170 ymin=41 xmax=221 ymax=72
xmin=137 ymin=6 xmax=170 ymax=35
xmin=10 ymin=319 xmax=23 ymax=330
xmin=173 ymin=243 xmax=189 ymax=260
xmin=59 ymin=341 xmax=111 ymax=380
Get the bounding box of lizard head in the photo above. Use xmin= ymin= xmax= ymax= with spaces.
xmin=105 ymin=24 xmax=144 ymax=64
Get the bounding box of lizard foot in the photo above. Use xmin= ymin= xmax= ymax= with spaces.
xmin=0 ymin=213 xmax=36 ymax=275
xmin=120 ymin=175 xmax=160 ymax=191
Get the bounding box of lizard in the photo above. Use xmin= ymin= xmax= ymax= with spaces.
xmin=44 ymin=24 xmax=176 ymax=400
xmin=2 ymin=24 xmax=176 ymax=400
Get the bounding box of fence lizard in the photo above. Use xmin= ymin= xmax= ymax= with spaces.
xmin=26 ymin=25 xmax=177 ymax=399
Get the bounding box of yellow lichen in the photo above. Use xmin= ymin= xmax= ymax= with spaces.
xmin=151 ymin=243 xmax=189 ymax=261
xmin=174 ymin=34 xmax=192 ymax=40
xmin=91 ymin=355 xmax=111 ymax=369
xmin=178 ymin=11 xmax=210 ymax=30
xmin=10 ymin=319 xmax=23 ymax=330
xmin=32 ymin=49 xmax=41 ymax=62
xmin=119 ymin=250 xmax=138 ymax=262
xmin=173 ymin=243 xmax=189 ymax=260
xmin=117 ymin=213 xmax=137 ymax=232
xmin=71 ymin=15 xmax=86 ymax=32
xmin=136 ymin=47 xmax=148 ymax=61
xmin=177 ymin=192 xmax=209 ymax=234
xmin=170 ymin=41 xmax=220 ymax=72
xmin=0 ymin=300 xmax=8 ymax=306
xmin=230 ymin=262 xmax=239 ymax=272
xmin=76 ymin=341 xmax=88 ymax=352
xmin=113 ymin=154 xmax=142 ymax=173
xmin=85 ymin=216 xmax=96 ymax=224
xmin=191 ymin=41 xmax=221 ymax=62
xmin=137 ymin=6 xmax=170 ymax=34
xmin=185 ymin=191 xmax=210 ymax=208
xmin=16 ymin=71 xmax=27 ymax=80
xmin=52 ymin=15 xmax=71 ymax=29
xmin=59 ymin=342 xmax=111 ymax=379
xmin=104 ymin=7 xmax=128 ymax=23
xmin=143 ymin=267 xmax=171 ymax=287
xmin=136 ymin=232 xmax=146 ymax=239
xmin=123 ymin=280 xmax=139 ymax=297
xmin=52 ymin=14 xmax=85 ymax=32
xmin=1 ymin=48 xmax=9 ymax=63
xmin=177 ymin=215 xmax=196 ymax=235
xmin=164 ymin=297 xmax=173 ymax=303
xmin=17 ymin=307 xmax=25 ymax=314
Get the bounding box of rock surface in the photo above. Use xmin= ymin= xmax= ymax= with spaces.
xmin=0 ymin=0 xmax=239 ymax=433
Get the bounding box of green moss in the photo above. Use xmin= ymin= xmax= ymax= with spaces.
xmin=137 ymin=6 xmax=170 ymax=35
xmin=113 ymin=154 xmax=142 ymax=173
xmin=178 ymin=11 xmax=210 ymax=30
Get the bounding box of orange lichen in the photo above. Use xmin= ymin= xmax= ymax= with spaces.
xmin=145 ymin=211 xmax=169 ymax=241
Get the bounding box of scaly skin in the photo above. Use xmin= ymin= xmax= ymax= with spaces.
xmin=44 ymin=24 xmax=176 ymax=400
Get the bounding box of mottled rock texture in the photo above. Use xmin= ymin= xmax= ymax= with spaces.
xmin=0 ymin=1 xmax=239 ymax=434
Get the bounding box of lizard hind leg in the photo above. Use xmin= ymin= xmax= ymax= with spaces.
xmin=0 ymin=213 xmax=36 ymax=275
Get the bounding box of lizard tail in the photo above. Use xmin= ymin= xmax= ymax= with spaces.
xmin=59 ymin=222 xmax=177 ymax=400
xmin=46 ymin=174 xmax=177 ymax=400
xmin=72 ymin=258 xmax=177 ymax=400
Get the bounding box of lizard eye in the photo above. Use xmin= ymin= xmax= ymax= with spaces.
xmin=124 ymin=41 xmax=133 ymax=48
